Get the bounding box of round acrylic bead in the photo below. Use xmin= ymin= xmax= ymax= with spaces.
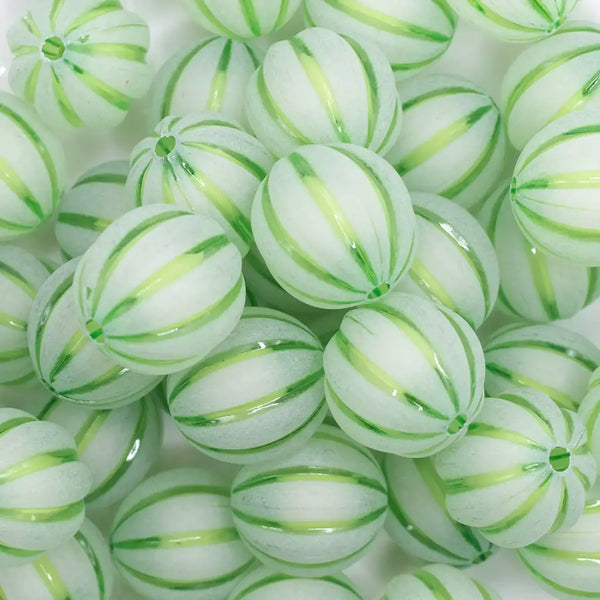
xmin=179 ymin=0 xmax=301 ymax=38
xmin=252 ymin=143 xmax=416 ymax=309
xmin=395 ymin=192 xmax=499 ymax=329
xmin=56 ymin=161 xmax=132 ymax=261
xmin=245 ymin=27 xmax=401 ymax=158
xmin=579 ymin=368 xmax=600 ymax=470
xmin=324 ymin=292 xmax=485 ymax=457
xmin=8 ymin=0 xmax=152 ymax=130
xmin=0 ymin=245 xmax=50 ymax=387
xmin=382 ymin=454 xmax=495 ymax=567
xmin=518 ymin=496 xmax=600 ymax=600
xmin=304 ymin=0 xmax=456 ymax=80
xmin=0 ymin=407 xmax=91 ymax=566
xmin=435 ymin=388 xmax=598 ymax=548
xmin=127 ymin=113 xmax=274 ymax=256
xmin=444 ymin=0 xmax=577 ymax=42
xmin=512 ymin=110 xmax=600 ymax=265
xmin=484 ymin=323 xmax=600 ymax=411
xmin=111 ymin=467 xmax=254 ymax=600
xmin=149 ymin=37 xmax=262 ymax=128
xmin=167 ymin=307 xmax=326 ymax=464
xmin=74 ymin=205 xmax=245 ymax=376
xmin=0 ymin=92 xmax=65 ymax=239
xmin=230 ymin=424 xmax=388 ymax=575
xmin=28 ymin=259 xmax=160 ymax=408
xmin=385 ymin=75 xmax=506 ymax=211
xmin=0 ymin=519 xmax=114 ymax=600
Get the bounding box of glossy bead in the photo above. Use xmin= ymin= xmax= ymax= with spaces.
xmin=382 ymin=454 xmax=495 ymax=567
xmin=0 ymin=93 xmax=65 ymax=239
xmin=484 ymin=323 xmax=600 ymax=411
xmin=395 ymin=192 xmax=499 ymax=329
xmin=28 ymin=260 xmax=160 ymax=408
xmin=230 ymin=425 xmax=388 ymax=575
xmin=324 ymin=292 xmax=485 ymax=457
xmin=127 ymin=113 xmax=274 ymax=256
xmin=252 ymin=144 xmax=415 ymax=309
xmin=111 ymin=467 xmax=254 ymax=600
xmin=245 ymin=27 xmax=401 ymax=158
xmin=56 ymin=161 xmax=132 ymax=261
xmin=167 ymin=307 xmax=326 ymax=464
xmin=0 ymin=519 xmax=113 ymax=600
xmin=0 ymin=407 xmax=91 ymax=566
xmin=579 ymin=368 xmax=600 ymax=470
xmin=74 ymin=205 xmax=245 ymax=376
xmin=8 ymin=0 xmax=152 ymax=130
xmin=435 ymin=388 xmax=597 ymax=548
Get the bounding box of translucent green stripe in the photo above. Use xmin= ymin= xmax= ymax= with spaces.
xmin=240 ymin=0 xmax=261 ymax=36
xmin=34 ymin=555 xmax=70 ymax=600
xmin=69 ymin=43 xmax=147 ymax=63
xmin=37 ymin=397 xmax=60 ymax=419
xmin=403 ymin=86 xmax=484 ymax=112
xmin=0 ymin=260 xmax=37 ymax=297
xmin=113 ymin=527 xmax=238 ymax=550
xmin=553 ymin=68 xmax=600 ymax=121
xmin=12 ymin=45 xmax=38 ymax=57
xmin=468 ymin=422 xmax=546 ymax=450
xmin=500 ymin=392 xmax=555 ymax=437
xmin=0 ymin=416 xmax=36 ymax=438
xmin=57 ymin=363 xmax=128 ymax=397
xmin=0 ymin=312 xmax=27 ymax=330
xmin=0 ymin=217 xmax=31 ymax=232
xmin=376 ymin=96 xmax=400 ymax=153
xmin=1 ymin=372 xmax=36 ymax=386
xmin=51 ymin=66 xmax=85 ymax=127
xmin=273 ymin=0 xmax=292 ymax=30
xmin=444 ymin=463 xmax=545 ymax=494
xmin=190 ymin=2 xmax=238 ymax=37
xmin=519 ymin=172 xmax=600 ymax=190
xmin=207 ymin=39 xmax=232 ymax=111
xmin=413 ymin=569 xmax=453 ymax=599
xmin=550 ymin=478 xmax=569 ymax=533
xmin=474 ymin=580 xmax=494 ymax=600
xmin=0 ymin=448 xmax=78 ymax=485
xmin=74 ymin=172 xmax=127 ymax=188
xmin=24 ymin=60 xmax=41 ymax=104
xmin=133 ymin=161 xmax=151 ymax=207
xmin=63 ymin=0 xmax=123 ymax=36
xmin=527 ymin=246 xmax=560 ymax=320
xmin=57 ymin=211 xmax=112 ymax=231
xmin=75 ymin=530 xmax=106 ymax=600
xmin=21 ymin=13 xmax=42 ymax=37
xmin=392 ymin=54 xmax=446 ymax=72
xmin=179 ymin=117 xmax=242 ymax=135
xmin=408 ymin=262 xmax=461 ymax=317
xmin=0 ymin=347 xmax=29 ymax=361
xmin=0 ymin=542 xmax=41 ymax=558
xmin=0 ymin=500 xmax=84 ymax=523
xmin=0 ymin=155 xmax=43 ymax=220
xmin=525 ymin=544 xmax=600 ymax=562
xmin=75 ymin=410 xmax=110 ymax=453
xmin=50 ymin=0 xmax=66 ymax=28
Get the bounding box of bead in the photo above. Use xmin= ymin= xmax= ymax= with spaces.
xmin=8 ymin=0 xmax=152 ymax=130
xmin=0 ymin=245 xmax=50 ymax=387
xmin=230 ymin=424 xmax=388 ymax=575
xmin=127 ymin=113 xmax=274 ymax=256
xmin=381 ymin=564 xmax=500 ymax=600
xmin=382 ymin=454 xmax=495 ymax=567
xmin=227 ymin=566 xmax=364 ymax=600
xmin=56 ymin=161 xmax=132 ymax=261
xmin=484 ymin=323 xmax=600 ymax=411
xmin=252 ymin=144 xmax=416 ymax=309
xmin=395 ymin=192 xmax=499 ymax=329
xmin=518 ymin=496 xmax=600 ymax=600
xmin=245 ymin=27 xmax=401 ymax=158
xmin=149 ymin=37 xmax=262 ymax=129
xmin=303 ymin=0 xmax=456 ymax=80
xmin=444 ymin=0 xmax=577 ymax=42
xmin=478 ymin=181 xmax=600 ymax=322
xmin=324 ymin=292 xmax=485 ymax=457
xmin=579 ymin=368 xmax=600 ymax=470
xmin=385 ymin=75 xmax=506 ymax=211
xmin=111 ymin=467 xmax=254 ymax=600
xmin=0 ymin=519 xmax=114 ymax=600
xmin=74 ymin=205 xmax=245 ymax=376
xmin=179 ymin=0 xmax=301 ymax=39
xmin=434 ymin=388 xmax=597 ymax=548
xmin=0 ymin=407 xmax=91 ymax=566
xmin=21 ymin=394 xmax=163 ymax=509
xmin=512 ymin=110 xmax=600 ymax=266
xmin=0 ymin=92 xmax=65 ymax=239
xmin=28 ymin=259 xmax=160 ymax=408
xmin=167 ymin=307 xmax=326 ymax=464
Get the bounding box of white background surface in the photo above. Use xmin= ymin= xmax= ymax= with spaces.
xmin=1 ymin=1 xmax=600 ymax=599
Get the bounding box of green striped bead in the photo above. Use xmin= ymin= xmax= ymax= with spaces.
xmin=245 ymin=27 xmax=401 ymax=158
xmin=111 ymin=467 xmax=254 ymax=600
xmin=385 ymin=74 xmax=506 ymax=211
xmin=0 ymin=407 xmax=91 ymax=566
xmin=435 ymin=388 xmax=598 ymax=548
xmin=324 ymin=292 xmax=485 ymax=457
xmin=74 ymin=204 xmax=245 ymax=376
xmin=484 ymin=323 xmax=600 ymax=412
xmin=512 ymin=110 xmax=600 ymax=266
xmin=0 ymin=519 xmax=113 ymax=600
xmin=382 ymin=454 xmax=495 ymax=567
xmin=252 ymin=144 xmax=416 ymax=309
xmin=128 ymin=113 xmax=274 ymax=256
xmin=149 ymin=37 xmax=262 ymax=129
xmin=445 ymin=0 xmax=577 ymax=42
xmin=0 ymin=92 xmax=65 ymax=239
xmin=8 ymin=0 xmax=152 ymax=130
xmin=518 ymin=496 xmax=600 ymax=599
xmin=231 ymin=424 xmax=388 ymax=575
xmin=396 ymin=192 xmax=499 ymax=329
xmin=180 ymin=0 xmax=301 ymax=39
xmin=167 ymin=307 xmax=326 ymax=464
xmin=304 ymin=0 xmax=456 ymax=80
xmin=579 ymin=368 xmax=600 ymax=470
xmin=56 ymin=161 xmax=133 ymax=261
xmin=381 ymin=564 xmax=500 ymax=600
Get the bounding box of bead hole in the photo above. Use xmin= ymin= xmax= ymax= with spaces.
xmin=549 ymin=446 xmax=570 ymax=472
xmin=85 ymin=319 xmax=105 ymax=344
xmin=447 ymin=414 xmax=467 ymax=435
xmin=155 ymin=135 xmax=176 ymax=158
xmin=41 ymin=36 xmax=65 ymax=61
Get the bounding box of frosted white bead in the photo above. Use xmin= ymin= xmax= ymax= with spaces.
xmin=579 ymin=368 xmax=600 ymax=470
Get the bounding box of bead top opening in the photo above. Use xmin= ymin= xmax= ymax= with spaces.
xmin=41 ymin=36 xmax=65 ymax=61
xmin=549 ymin=446 xmax=571 ymax=472
xmin=447 ymin=414 xmax=467 ymax=435
xmin=155 ymin=135 xmax=176 ymax=158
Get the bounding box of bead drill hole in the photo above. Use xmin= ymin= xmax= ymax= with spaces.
xmin=155 ymin=135 xmax=176 ymax=158
xmin=368 ymin=282 xmax=390 ymax=299
xmin=41 ymin=36 xmax=65 ymax=61
xmin=549 ymin=446 xmax=571 ymax=472
xmin=85 ymin=319 xmax=105 ymax=344
xmin=447 ymin=414 xmax=467 ymax=435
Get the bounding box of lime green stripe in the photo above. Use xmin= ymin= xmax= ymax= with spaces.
xmin=75 ymin=530 xmax=106 ymax=600
xmin=553 ymin=68 xmax=600 ymax=121
xmin=207 ymin=39 xmax=232 ymax=111
xmin=51 ymin=66 xmax=85 ymax=127
xmin=413 ymin=569 xmax=453 ymax=599
xmin=444 ymin=463 xmax=546 ymax=494
xmin=49 ymin=0 xmax=66 ymax=28
xmin=133 ymin=161 xmax=151 ymax=207
xmin=0 ymin=542 xmax=41 ymax=558
xmin=392 ymin=54 xmax=447 ymax=72
xmin=376 ymin=96 xmax=400 ymax=153
xmin=0 ymin=312 xmax=27 ymax=330
xmin=0 ymin=217 xmax=31 ymax=232
xmin=24 ymin=60 xmax=41 ymax=104
xmin=37 ymin=397 xmax=60 ymax=420
xmin=190 ymin=2 xmax=238 ymax=37
xmin=468 ymin=422 xmax=546 ymax=450
xmin=57 ymin=211 xmax=112 ymax=231
xmin=0 ymin=260 xmax=38 ymax=297
xmin=527 ymin=247 xmax=560 ymax=320
xmin=239 ymin=0 xmax=261 ymax=36
xmin=63 ymin=0 xmax=122 ymax=36
xmin=519 ymin=172 xmax=600 ymax=190
xmin=0 ymin=449 xmax=78 ymax=485
xmin=0 ymin=416 xmax=36 ymax=438
xmin=408 ymin=261 xmax=461 ymax=316
xmin=113 ymin=527 xmax=239 ymax=550
xmin=474 ymin=580 xmax=494 ymax=600
xmin=74 ymin=410 xmax=110 ymax=453
xmin=0 ymin=155 xmax=43 ymax=220
xmin=69 ymin=43 xmax=147 ymax=63
xmin=49 ymin=329 xmax=89 ymax=385
xmin=0 ymin=500 xmax=84 ymax=523
xmin=57 ymin=363 xmax=129 ymax=397
xmin=550 ymin=478 xmax=569 ymax=533
xmin=34 ymin=555 xmax=71 ymax=600
xmin=74 ymin=172 xmax=127 ymax=188
xmin=0 ymin=347 xmax=29 ymax=361
xmin=403 ymin=86 xmax=484 ymax=112
xmin=273 ymin=0 xmax=292 ymax=30
xmin=525 ymin=544 xmax=600 ymax=562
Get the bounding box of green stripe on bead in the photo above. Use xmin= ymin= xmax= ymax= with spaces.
xmin=34 ymin=555 xmax=70 ymax=600
xmin=207 ymin=39 xmax=233 ymax=111
xmin=413 ymin=568 xmax=454 ymax=599
xmin=403 ymin=86 xmax=485 ymax=112
xmin=57 ymin=212 xmax=113 ymax=232
xmin=63 ymin=0 xmax=123 ymax=37
xmin=0 ymin=448 xmax=78 ymax=485
xmin=51 ymin=66 xmax=85 ymax=127
xmin=0 ymin=500 xmax=84 ymax=523
xmin=0 ymin=416 xmax=36 ymax=438
xmin=68 ymin=42 xmax=147 ymax=63
xmin=0 ymin=260 xmax=38 ymax=297
xmin=73 ymin=172 xmax=127 ymax=188
xmin=75 ymin=529 xmax=107 ymax=600
xmin=0 ymin=155 xmax=43 ymax=221
xmin=113 ymin=527 xmax=239 ymax=550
